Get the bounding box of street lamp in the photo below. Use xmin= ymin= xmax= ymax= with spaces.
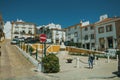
xmin=116 ymin=36 xmax=120 ymax=77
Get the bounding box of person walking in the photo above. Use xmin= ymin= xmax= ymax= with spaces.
xmin=88 ymin=53 xmax=94 ymax=69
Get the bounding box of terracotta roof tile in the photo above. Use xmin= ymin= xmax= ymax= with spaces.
xmin=95 ymin=17 xmax=120 ymax=25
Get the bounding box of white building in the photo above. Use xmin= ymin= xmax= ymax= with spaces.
xmin=11 ymin=19 xmax=36 ymax=39
xmin=65 ymin=21 xmax=92 ymax=48
xmin=51 ymin=28 xmax=65 ymax=44
xmin=95 ymin=14 xmax=120 ymax=51
xmin=4 ymin=21 xmax=12 ymax=39
xmin=81 ymin=24 xmax=95 ymax=50
xmin=65 ymin=14 xmax=120 ymax=51
xmin=37 ymin=23 xmax=65 ymax=44
xmin=65 ymin=23 xmax=81 ymax=42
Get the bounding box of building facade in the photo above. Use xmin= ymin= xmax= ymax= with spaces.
xmin=11 ymin=20 xmax=36 ymax=39
xmin=81 ymin=24 xmax=95 ymax=50
xmin=95 ymin=15 xmax=120 ymax=51
xmin=65 ymin=23 xmax=81 ymax=43
xmin=51 ymin=28 xmax=65 ymax=44
xmin=37 ymin=23 xmax=65 ymax=44
xmin=65 ymin=21 xmax=95 ymax=49
xmin=65 ymin=14 xmax=120 ymax=51
xmin=4 ymin=21 xmax=12 ymax=39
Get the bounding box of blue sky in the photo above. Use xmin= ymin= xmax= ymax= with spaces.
xmin=0 ymin=0 xmax=120 ymax=28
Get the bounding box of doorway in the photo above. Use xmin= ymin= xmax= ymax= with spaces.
xmin=86 ymin=43 xmax=90 ymax=49
xmin=107 ymin=37 xmax=113 ymax=48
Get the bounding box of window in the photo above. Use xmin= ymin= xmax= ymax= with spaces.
xmin=107 ymin=37 xmax=113 ymax=48
xmin=20 ymin=30 xmax=26 ymax=34
xmin=68 ymin=33 xmax=70 ymax=35
xmin=84 ymin=27 xmax=88 ymax=31
xmin=68 ymin=28 xmax=71 ymax=31
xmin=28 ymin=30 xmax=32 ymax=34
xmin=77 ymin=26 xmax=80 ymax=29
xmin=68 ymin=37 xmax=71 ymax=39
xmin=98 ymin=27 xmax=104 ymax=33
xmin=29 ymin=28 xmax=32 ymax=29
xmin=56 ymin=31 xmax=59 ymax=35
xmin=15 ymin=27 xmax=19 ymax=31
xmin=91 ymin=43 xmax=95 ymax=47
xmin=90 ymin=26 xmax=94 ymax=30
xmin=99 ymin=38 xmax=105 ymax=44
xmin=15 ymin=26 xmax=19 ymax=28
xmin=91 ymin=34 xmax=94 ymax=39
xmin=106 ymin=24 xmax=112 ymax=32
xmin=99 ymin=38 xmax=105 ymax=48
xmin=84 ymin=35 xmax=88 ymax=40
xmin=14 ymin=31 xmax=19 ymax=34
xmin=74 ymin=26 xmax=77 ymax=29
xmin=22 ymin=27 xmax=26 ymax=29
xmin=74 ymin=32 xmax=78 ymax=37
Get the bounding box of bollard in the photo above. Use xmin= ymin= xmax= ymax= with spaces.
xmin=76 ymin=57 xmax=80 ymax=68
xmin=117 ymin=55 xmax=118 ymax=61
xmin=37 ymin=62 xmax=41 ymax=72
xmin=30 ymin=50 xmax=32 ymax=56
xmin=0 ymin=46 xmax=1 ymax=56
xmin=36 ymin=48 xmax=38 ymax=60
xmin=107 ymin=55 xmax=110 ymax=63
xmin=94 ymin=56 xmax=97 ymax=65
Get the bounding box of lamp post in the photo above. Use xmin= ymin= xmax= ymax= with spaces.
xmin=114 ymin=38 xmax=118 ymax=61
xmin=116 ymin=36 xmax=120 ymax=77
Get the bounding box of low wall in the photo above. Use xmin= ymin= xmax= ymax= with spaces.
xmin=66 ymin=46 xmax=105 ymax=54
xmin=16 ymin=46 xmax=41 ymax=71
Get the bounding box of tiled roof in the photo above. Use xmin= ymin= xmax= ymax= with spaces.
xmin=67 ymin=23 xmax=81 ymax=29
xmin=81 ymin=24 xmax=94 ymax=28
xmin=95 ymin=17 xmax=120 ymax=25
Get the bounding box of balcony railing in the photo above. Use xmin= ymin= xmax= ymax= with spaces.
xmin=14 ymin=31 xmax=19 ymax=34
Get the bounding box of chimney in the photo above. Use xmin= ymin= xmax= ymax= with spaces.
xmin=80 ymin=20 xmax=82 ymax=24
xmin=100 ymin=14 xmax=108 ymax=21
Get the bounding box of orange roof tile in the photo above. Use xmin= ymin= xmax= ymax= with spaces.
xmin=95 ymin=17 xmax=120 ymax=25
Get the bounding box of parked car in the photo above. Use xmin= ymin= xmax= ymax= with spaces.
xmin=64 ymin=41 xmax=71 ymax=46
xmin=11 ymin=38 xmax=19 ymax=44
xmin=19 ymin=37 xmax=25 ymax=42
xmin=24 ymin=37 xmax=37 ymax=44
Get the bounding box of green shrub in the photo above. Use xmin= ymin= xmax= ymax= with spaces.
xmin=42 ymin=54 xmax=60 ymax=73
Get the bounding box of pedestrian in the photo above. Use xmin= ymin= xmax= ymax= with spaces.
xmin=88 ymin=53 xmax=94 ymax=69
